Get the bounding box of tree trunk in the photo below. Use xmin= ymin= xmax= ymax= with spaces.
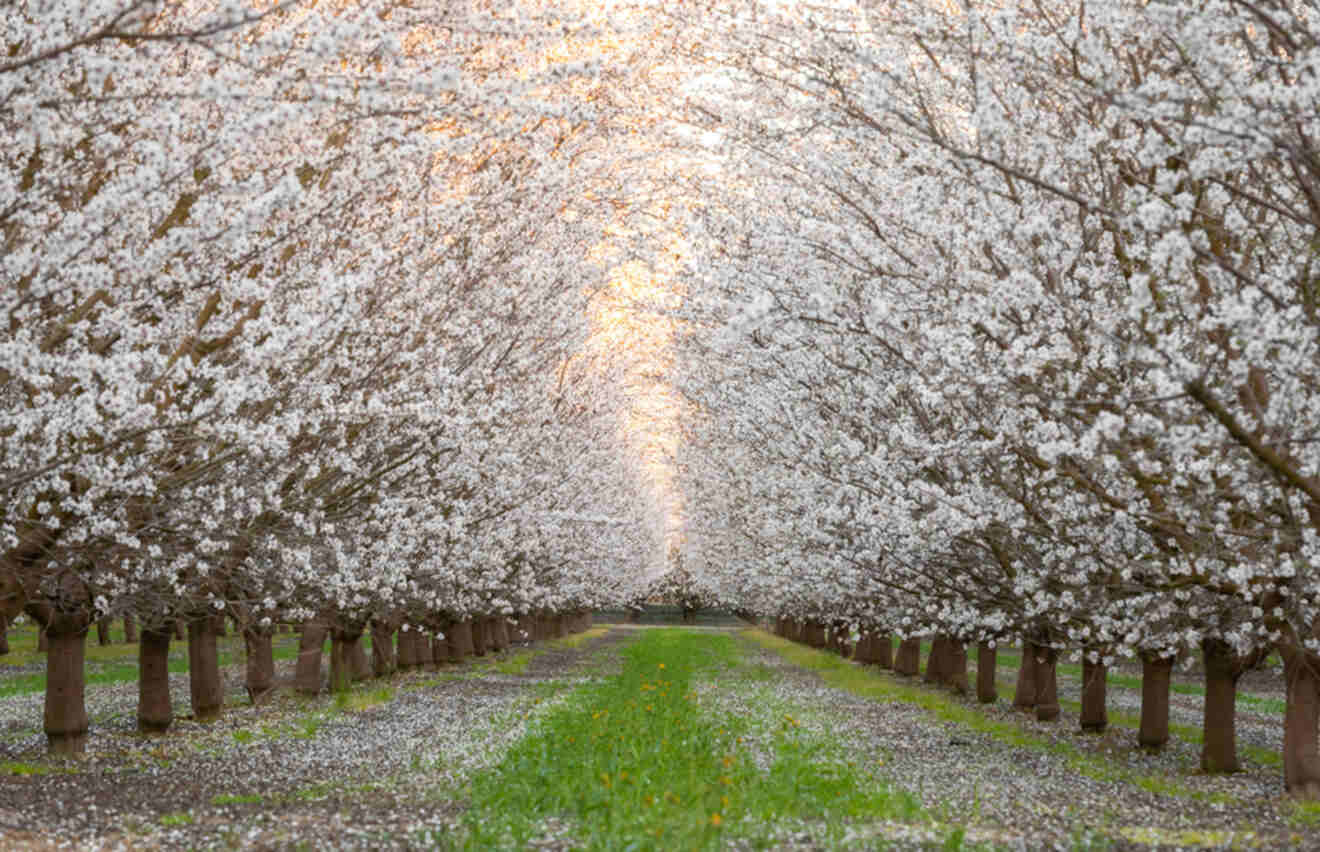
xmin=516 ymin=615 xmax=535 ymax=643
xmin=1201 ymin=639 xmax=1242 ymax=772
xmin=122 ymin=615 xmax=137 ymax=643
xmin=295 ymin=620 xmax=327 ymax=694
xmin=329 ymin=632 xmax=352 ymax=693
xmin=945 ymin=639 xmax=969 ymax=695
xmin=396 ymin=628 xmax=419 ymax=670
xmin=415 ymin=626 xmax=433 ymax=668
xmin=188 ymin=618 xmax=223 ymax=722
xmin=0 ymin=616 xmax=8 ymax=656
xmin=1281 ymin=643 xmax=1320 ymax=797
xmin=96 ymin=616 xmax=112 ymax=646
xmin=430 ymin=634 xmax=446 ymax=670
xmin=350 ymin=634 xmax=371 ymax=681
xmin=471 ymin=618 xmax=488 ymax=657
xmin=1139 ymin=652 xmax=1174 ymax=751
xmin=174 ymin=619 xmax=185 ymax=640
xmin=44 ymin=618 xmax=90 ymax=753
xmin=1014 ymin=641 xmax=1037 ymax=712
xmin=1080 ymin=656 xmax=1108 ymax=733
xmin=244 ymin=627 xmax=276 ymax=704
xmin=924 ymin=636 xmax=947 ymax=685
xmin=552 ymin=615 xmax=567 ymax=639
xmin=852 ymin=632 xmax=873 ymax=663
xmin=450 ymin=619 xmax=474 ymax=660
xmin=37 ymin=625 xmax=48 ymax=651
xmin=495 ymin=618 xmax=511 ymax=652
xmin=876 ymin=633 xmax=894 ymax=669
xmin=137 ymin=626 xmax=173 ymax=732
xmin=894 ymin=637 xmax=922 ymax=676
xmin=371 ymin=622 xmax=396 ymax=677
xmin=1034 ymin=645 xmax=1060 ymax=722
xmin=976 ymin=642 xmax=998 ymax=704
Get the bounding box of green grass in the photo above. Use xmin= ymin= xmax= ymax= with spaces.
xmin=0 ymin=759 xmax=69 ymax=776
xmin=211 ymin=793 xmax=263 ymax=806
xmin=159 ymin=811 xmax=194 ymax=826
xmin=491 ymin=650 xmax=537 ymax=675
xmin=548 ymin=626 xmax=610 ymax=649
xmin=454 ymin=628 xmax=928 ymax=850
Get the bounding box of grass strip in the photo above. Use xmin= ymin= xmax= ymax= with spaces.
xmin=455 ymin=628 xmax=925 ymax=850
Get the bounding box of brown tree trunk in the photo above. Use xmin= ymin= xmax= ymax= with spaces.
xmin=876 ymin=633 xmax=894 ymax=669
xmin=371 ymin=622 xmax=396 ymax=677
xmin=1014 ymin=641 xmax=1037 ymax=712
xmin=471 ymin=618 xmax=488 ymax=657
xmin=295 ymin=619 xmax=327 ymax=694
xmin=0 ymin=617 xmax=8 ymax=656
xmin=1281 ymin=643 xmax=1320 ymax=797
xmin=806 ymin=622 xmax=827 ymax=648
xmin=173 ymin=619 xmax=185 ymax=640
xmin=1034 ymin=645 xmax=1061 ymax=722
xmin=924 ymin=636 xmax=948 ymax=685
xmin=976 ymin=642 xmax=998 ymax=704
xmin=37 ymin=625 xmax=48 ymax=651
xmin=516 ymin=615 xmax=535 ymax=643
xmin=1201 ymin=639 xmax=1242 ymax=772
xmin=96 ymin=616 xmax=112 ymax=646
xmin=329 ymin=632 xmax=352 ymax=693
xmin=44 ymin=617 xmax=90 ymax=753
xmin=350 ymin=634 xmax=371 ymax=681
xmin=488 ymin=617 xmax=507 ymax=653
xmin=430 ymin=634 xmax=446 ymax=670
xmin=1139 ymin=652 xmax=1174 ymax=751
xmin=188 ymin=618 xmax=223 ymax=722
xmin=243 ymin=627 xmax=275 ymax=704
xmin=894 ymin=637 xmax=922 ymax=676
xmin=415 ymin=627 xmax=433 ymax=668
xmin=396 ymin=628 xmax=420 ymax=670
xmin=1080 ymin=656 xmax=1108 ymax=733
xmin=552 ymin=615 xmax=567 ymax=639
xmin=122 ymin=615 xmax=137 ymax=643
xmin=450 ymin=620 xmax=474 ymax=659
xmin=852 ymin=632 xmax=873 ymax=663
xmin=945 ymin=639 xmax=969 ymax=695
xmin=137 ymin=626 xmax=173 ymax=732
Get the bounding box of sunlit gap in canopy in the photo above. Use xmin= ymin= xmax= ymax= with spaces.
xmin=585 ymin=220 xmax=689 ymax=584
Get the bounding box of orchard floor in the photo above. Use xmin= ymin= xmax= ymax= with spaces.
xmin=0 ymin=624 xmax=1315 ymax=850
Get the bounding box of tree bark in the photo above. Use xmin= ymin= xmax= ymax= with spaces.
xmin=96 ymin=616 xmax=112 ymax=646
xmin=243 ymin=627 xmax=275 ymax=704
xmin=187 ymin=618 xmax=223 ymax=722
xmin=875 ymin=633 xmax=894 ymax=669
xmin=370 ymin=622 xmax=396 ymax=677
xmin=1080 ymin=656 xmax=1108 ymax=733
xmin=137 ymin=626 xmax=173 ymax=732
xmin=1139 ymin=652 xmax=1174 ymax=751
xmin=37 ymin=625 xmax=48 ymax=652
xmin=1201 ymin=639 xmax=1242 ymax=772
xmin=430 ymin=634 xmax=446 ymax=670
xmin=122 ymin=615 xmax=137 ymax=643
xmin=396 ymin=628 xmax=420 ymax=670
xmin=450 ymin=619 xmax=475 ymax=659
xmin=516 ymin=615 xmax=535 ymax=643
xmin=924 ymin=635 xmax=948 ymax=685
xmin=45 ymin=617 xmax=90 ymax=753
xmin=350 ymin=634 xmax=371 ymax=681
xmin=894 ymin=637 xmax=922 ymax=676
xmin=471 ymin=617 xmax=488 ymax=657
xmin=1013 ymin=641 xmax=1037 ymax=712
xmin=946 ymin=639 xmax=969 ymax=695
xmin=0 ymin=616 xmax=8 ymax=656
xmin=173 ymin=619 xmax=185 ymax=640
xmin=295 ymin=619 xmax=327 ymax=694
xmin=1281 ymin=642 xmax=1320 ymax=797
xmin=976 ymin=642 xmax=998 ymax=704
xmin=1034 ymin=645 xmax=1060 ymax=722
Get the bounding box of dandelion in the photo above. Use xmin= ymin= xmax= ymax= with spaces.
xmin=710 ymin=813 xmax=723 ymax=827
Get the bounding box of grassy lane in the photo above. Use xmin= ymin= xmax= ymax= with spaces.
xmin=456 ymin=628 xmax=931 ymax=850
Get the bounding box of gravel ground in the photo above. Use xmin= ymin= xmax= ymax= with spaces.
xmin=711 ymin=637 xmax=1315 ymax=850
xmin=1 ymin=627 xmax=1313 ymax=850
xmin=0 ymin=631 xmax=631 ymax=851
